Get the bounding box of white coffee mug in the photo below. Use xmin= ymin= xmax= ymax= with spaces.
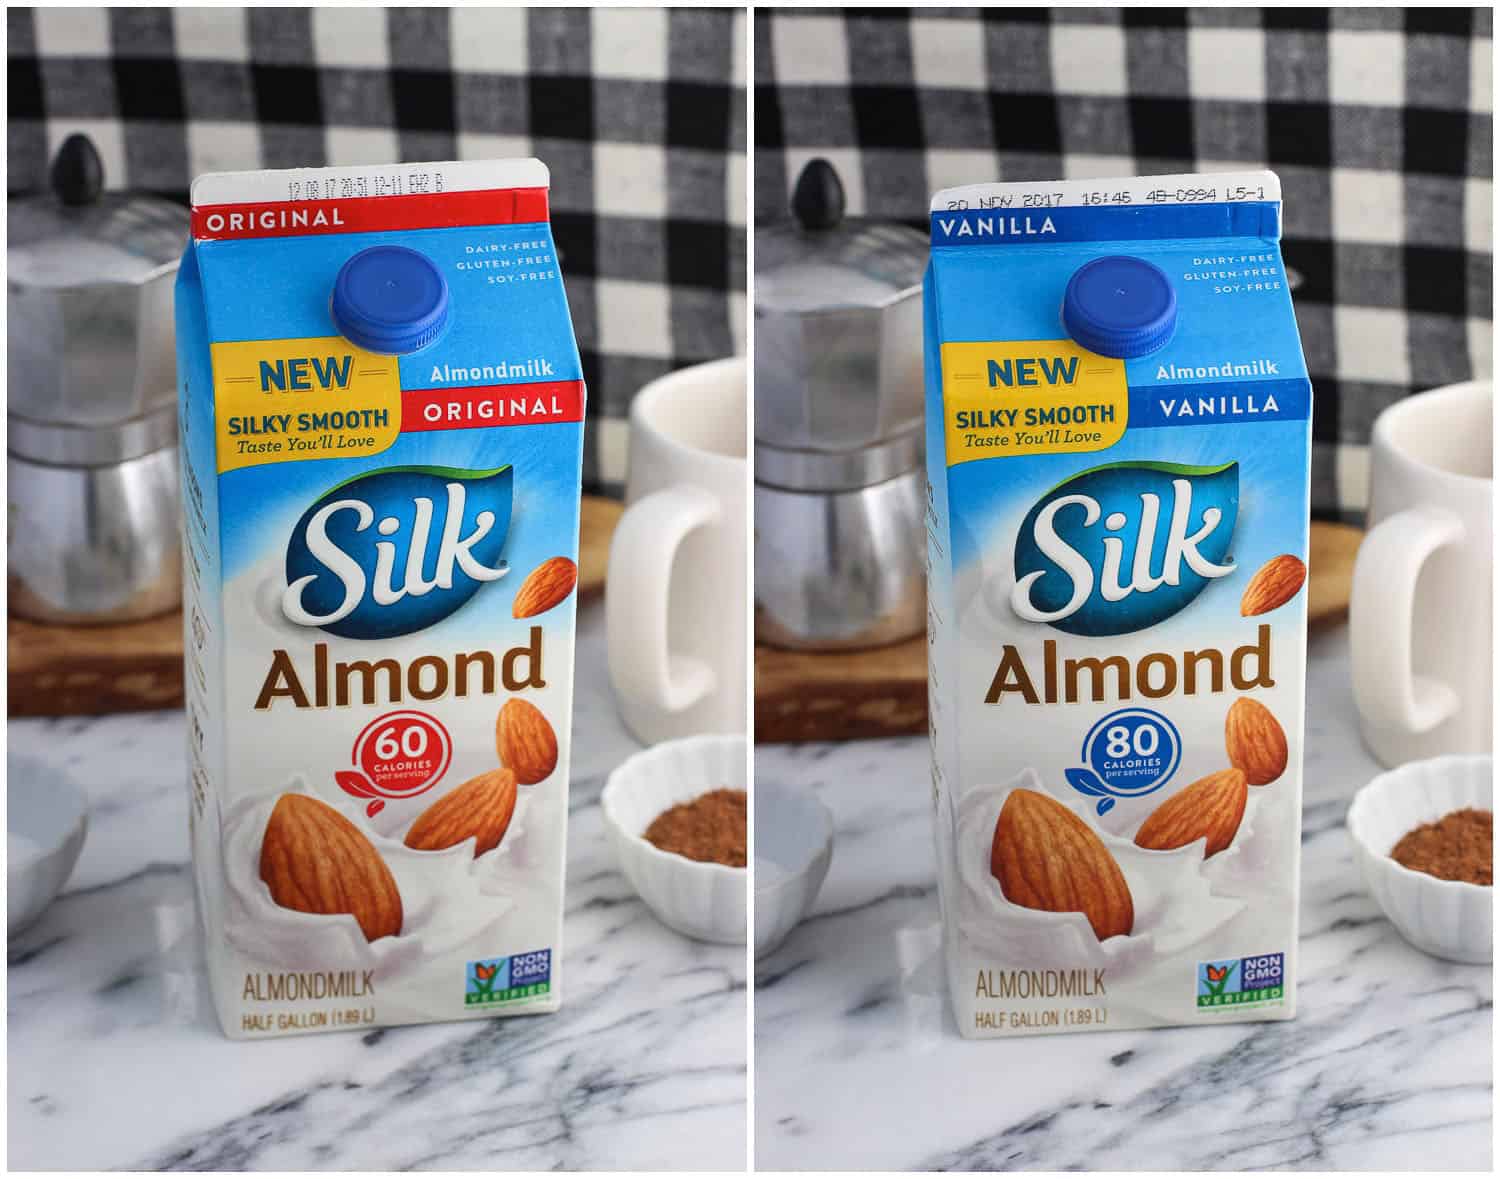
xmin=1351 ymin=380 xmax=1493 ymax=768
xmin=607 ymin=357 xmax=747 ymax=745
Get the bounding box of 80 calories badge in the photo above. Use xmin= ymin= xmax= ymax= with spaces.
xmin=336 ymin=710 xmax=453 ymax=817
xmin=1066 ymin=707 xmax=1181 ymax=815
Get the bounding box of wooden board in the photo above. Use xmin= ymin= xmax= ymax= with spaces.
xmin=1304 ymin=519 xmax=1362 ymax=626
xmin=8 ymin=494 xmax=623 ymax=718
xmin=576 ymin=494 xmax=623 ymax=602
xmin=756 ymin=521 xmax=1364 ymax=745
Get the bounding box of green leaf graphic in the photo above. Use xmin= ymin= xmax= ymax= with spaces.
xmin=319 ymin=463 xmax=512 ymax=499
xmin=1044 ymin=459 xmax=1238 ymax=498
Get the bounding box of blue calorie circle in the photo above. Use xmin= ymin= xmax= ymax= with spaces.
xmin=1081 ymin=707 xmax=1181 ymax=797
xmin=332 ymin=245 xmax=450 ymax=355
xmin=1062 ymin=255 xmax=1177 ymax=358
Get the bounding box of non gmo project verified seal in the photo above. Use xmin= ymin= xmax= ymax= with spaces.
xmin=466 ymin=949 xmax=552 ymax=1006
xmin=1197 ymin=952 xmax=1284 ymax=1008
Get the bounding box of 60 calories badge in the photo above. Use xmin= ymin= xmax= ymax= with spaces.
xmin=1066 ymin=707 xmax=1182 ymax=816
xmin=336 ymin=710 xmax=453 ymax=816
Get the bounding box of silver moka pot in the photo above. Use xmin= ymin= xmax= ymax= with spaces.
xmin=754 ymin=159 xmax=928 ymax=650
xmin=8 ymin=134 xmax=188 ymax=624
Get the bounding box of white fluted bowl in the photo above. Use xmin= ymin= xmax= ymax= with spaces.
xmin=754 ymin=781 xmax=834 ymax=959
xmin=9 ymin=754 xmax=90 ymax=936
xmin=1347 ymin=754 xmax=1492 ymax=964
xmin=601 ymin=734 xmax=746 ymax=944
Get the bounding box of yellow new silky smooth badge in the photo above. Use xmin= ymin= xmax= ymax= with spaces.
xmin=940 ymin=339 xmax=1127 ymax=466
xmin=212 ymin=336 xmax=402 ymax=473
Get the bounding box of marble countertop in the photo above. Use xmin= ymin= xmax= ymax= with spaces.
xmin=754 ymin=624 xmax=1492 ymax=1171
xmin=8 ymin=602 xmax=746 ymax=1171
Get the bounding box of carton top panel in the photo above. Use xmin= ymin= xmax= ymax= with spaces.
xmin=930 ymin=170 xmax=1280 ymax=214
xmin=191 ymin=159 xmax=550 ymax=208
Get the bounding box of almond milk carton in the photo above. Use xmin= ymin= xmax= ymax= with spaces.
xmin=176 ymin=160 xmax=584 ymax=1037
xmin=924 ymin=173 xmax=1309 ymax=1036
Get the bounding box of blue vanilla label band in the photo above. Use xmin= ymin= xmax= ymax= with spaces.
xmin=930 ymin=200 xmax=1281 ymax=246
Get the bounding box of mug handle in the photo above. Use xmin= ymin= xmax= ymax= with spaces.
xmin=1349 ymin=506 xmax=1466 ymax=737
xmin=606 ymin=485 xmax=721 ymax=718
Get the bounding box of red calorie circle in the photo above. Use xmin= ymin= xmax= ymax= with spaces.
xmin=353 ymin=710 xmax=452 ymax=798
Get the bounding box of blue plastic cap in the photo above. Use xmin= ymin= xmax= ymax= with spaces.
xmin=332 ymin=245 xmax=450 ymax=355
xmin=1062 ymin=255 xmax=1177 ymax=359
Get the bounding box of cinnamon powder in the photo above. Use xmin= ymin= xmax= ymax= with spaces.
xmin=643 ymin=788 xmax=747 ymax=867
xmin=1390 ymin=808 xmax=1492 ymax=886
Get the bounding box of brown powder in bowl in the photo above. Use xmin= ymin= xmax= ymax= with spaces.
xmin=1390 ymin=808 xmax=1492 ymax=885
xmin=643 ymin=788 xmax=746 ymax=868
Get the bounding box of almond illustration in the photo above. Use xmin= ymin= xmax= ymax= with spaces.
xmin=1134 ymin=768 xmax=1248 ymax=858
xmin=1225 ymin=697 xmax=1288 ymax=785
xmin=1240 ymin=553 xmax=1306 ymax=616
xmin=512 ymin=556 xmax=578 ymax=619
xmin=990 ymin=788 xmax=1134 ymax=941
xmin=259 ymin=794 xmax=402 ymax=942
xmin=495 ymin=698 xmax=558 ymax=785
xmin=405 ymin=768 xmax=518 ymax=857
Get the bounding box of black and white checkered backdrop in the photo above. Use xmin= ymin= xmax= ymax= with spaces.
xmin=756 ymin=7 xmax=1493 ymax=522
xmin=9 ymin=6 xmax=747 ymax=496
